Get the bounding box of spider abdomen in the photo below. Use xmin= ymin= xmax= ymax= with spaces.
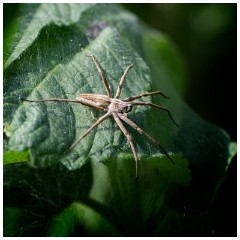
xmin=76 ymin=94 xmax=110 ymax=110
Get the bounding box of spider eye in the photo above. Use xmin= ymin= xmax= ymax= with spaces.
xmin=125 ymin=105 xmax=132 ymax=113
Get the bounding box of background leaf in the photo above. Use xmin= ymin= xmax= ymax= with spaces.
xmin=4 ymin=3 xmax=236 ymax=237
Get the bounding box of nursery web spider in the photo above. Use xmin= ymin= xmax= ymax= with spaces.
xmin=23 ymin=51 xmax=179 ymax=178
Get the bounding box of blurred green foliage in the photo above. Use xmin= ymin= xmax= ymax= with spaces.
xmin=124 ymin=3 xmax=236 ymax=141
xmin=124 ymin=5 xmax=237 ymax=236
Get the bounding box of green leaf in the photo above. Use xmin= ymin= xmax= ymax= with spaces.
xmin=4 ymin=3 xmax=236 ymax=236
xmin=4 ymin=150 xmax=30 ymax=165
xmin=47 ymin=200 xmax=120 ymax=236
xmin=4 ymin=3 xmax=180 ymax=170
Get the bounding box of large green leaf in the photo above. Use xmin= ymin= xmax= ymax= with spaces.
xmin=4 ymin=3 xmax=235 ymax=236
xmin=4 ymin=3 xmax=180 ymax=169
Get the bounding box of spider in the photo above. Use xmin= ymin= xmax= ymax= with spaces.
xmin=23 ymin=51 xmax=179 ymax=178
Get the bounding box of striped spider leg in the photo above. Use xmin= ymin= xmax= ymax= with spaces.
xmin=23 ymin=52 xmax=178 ymax=178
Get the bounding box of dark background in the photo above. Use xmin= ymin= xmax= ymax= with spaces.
xmin=4 ymin=3 xmax=237 ymax=236
xmin=124 ymin=3 xmax=237 ymax=236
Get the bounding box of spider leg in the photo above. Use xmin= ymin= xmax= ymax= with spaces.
xmin=112 ymin=113 xmax=139 ymax=179
xmin=118 ymin=113 xmax=175 ymax=165
xmin=123 ymin=91 xmax=169 ymax=101
xmin=131 ymin=101 xmax=179 ymax=127
xmin=22 ymin=98 xmax=106 ymax=111
xmin=22 ymin=98 xmax=87 ymax=103
xmin=69 ymin=112 xmax=111 ymax=150
xmin=84 ymin=52 xmax=112 ymax=98
xmin=115 ymin=64 xmax=133 ymax=98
